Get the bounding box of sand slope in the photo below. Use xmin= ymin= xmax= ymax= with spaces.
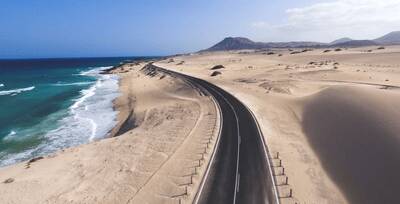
xmin=301 ymin=86 xmax=400 ymax=204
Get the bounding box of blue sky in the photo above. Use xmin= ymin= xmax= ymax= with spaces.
xmin=1 ymin=0 xmax=399 ymax=58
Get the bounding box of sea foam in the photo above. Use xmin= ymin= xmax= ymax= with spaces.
xmin=40 ymin=66 xmax=120 ymax=151
xmin=0 ymin=67 xmax=120 ymax=166
xmin=3 ymin=131 xmax=17 ymax=141
xmin=0 ymin=86 xmax=35 ymax=96
xmin=52 ymin=82 xmax=94 ymax=86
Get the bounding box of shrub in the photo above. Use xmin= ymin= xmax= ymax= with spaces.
xmin=210 ymin=71 xmax=222 ymax=77
xmin=210 ymin=65 xmax=225 ymax=70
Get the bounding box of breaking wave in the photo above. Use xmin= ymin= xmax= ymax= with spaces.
xmin=0 ymin=86 xmax=35 ymax=96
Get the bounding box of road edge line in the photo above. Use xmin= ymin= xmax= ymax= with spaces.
xmin=191 ymin=81 xmax=223 ymax=204
xmin=244 ymin=104 xmax=281 ymax=204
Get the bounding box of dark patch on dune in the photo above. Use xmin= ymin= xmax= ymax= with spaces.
xmin=302 ymin=88 xmax=400 ymax=204
xmin=210 ymin=65 xmax=225 ymax=70
xmin=294 ymin=69 xmax=338 ymax=77
xmin=234 ymin=78 xmax=265 ymax=84
xmin=25 ymin=156 xmax=44 ymax=169
xmin=3 ymin=178 xmax=14 ymax=184
xmin=115 ymin=110 xmax=138 ymax=136
xmin=210 ymin=71 xmax=222 ymax=77
xmin=140 ymin=63 xmax=160 ymax=77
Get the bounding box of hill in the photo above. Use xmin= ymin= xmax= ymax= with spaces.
xmin=330 ymin=37 xmax=353 ymax=45
xmin=205 ymin=37 xmax=266 ymax=51
xmin=202 ymin=31 xmax=400 ymax=52
xmin=374 ymin=31 xmax=400 ymax=44
xmin=330 ymin=40 xmax=379 ymax=47
xmin=204 ymin=37 xmax=326 ymax=51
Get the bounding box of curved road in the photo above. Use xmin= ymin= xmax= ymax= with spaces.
xmin=149 ymin=64 xmax=279 ymax=204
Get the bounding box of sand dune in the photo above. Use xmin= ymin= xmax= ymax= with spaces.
xmin=156 ymin=45 xmax=400 ymax=203
xmin=302 ymin=86 xmax=400 ymax=204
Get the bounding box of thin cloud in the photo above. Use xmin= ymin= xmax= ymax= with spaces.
xmin=251 ymin=21 xmax=270 ymax=28
xmin=251 ymin=0 xmax=400 ymax=42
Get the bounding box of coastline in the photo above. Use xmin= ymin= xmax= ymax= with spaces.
xmin=0 ymin=59 xmax=220 ymax=204
xmin=0 ymin=64 xmax=121 ymax=167
xmin=106 ymin=60 xmax=147 ymax=138
xmin=71 ymin=66 xmax=120 ymax=142
xmin=4 ymin=45 xmax=400 ymax=203
xmin=105 ymin=58 xmax=162 ymax=138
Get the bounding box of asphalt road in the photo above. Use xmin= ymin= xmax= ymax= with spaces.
xmin=149 ymin=64 xmax=279 ymax=204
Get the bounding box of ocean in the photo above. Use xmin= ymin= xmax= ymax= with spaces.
xmin=0 ymin=57 xmax=150 ymax=167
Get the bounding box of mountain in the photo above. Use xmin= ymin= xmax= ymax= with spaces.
xmin=202 ymin=31 xmax=400 ymax=52
xmin=204 ymin=37 xmax=326 ymax=52
xmin=330 ymin=40 xmax=379 ymax=47
xmin=205 ymin=37 xmax=265 ymax=51
xmin=330 ymin=37 xmax=353 ymax=45
xmin=265 ymin=41 xmax=327 ymax=48
xmin=374 ymin=31 xmax=400 ymax=44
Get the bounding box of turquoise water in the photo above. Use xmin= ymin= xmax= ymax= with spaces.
xmin=0 ymin=57 xmax=149 ymax=166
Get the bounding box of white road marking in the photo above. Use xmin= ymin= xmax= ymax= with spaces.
xmin=204 ymin=85 xmax=241 ymax=204
xmin=157 ymin=65 xmax=279 ymax=204
xmin=244 ymin=105 xmax=281 ymax=204
xmin=237 ymin=173 xmax=241 ymax=192
xmin=201 ymin=77 xmax=280 ymax=204
xmin=190 ymin=81 xmax=224 ymax=204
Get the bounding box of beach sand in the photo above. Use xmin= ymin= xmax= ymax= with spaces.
xmin=0 ymin=62 xmax=220 ymax=204
xmin=155 ymin=45 xmax=400 ymax=203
